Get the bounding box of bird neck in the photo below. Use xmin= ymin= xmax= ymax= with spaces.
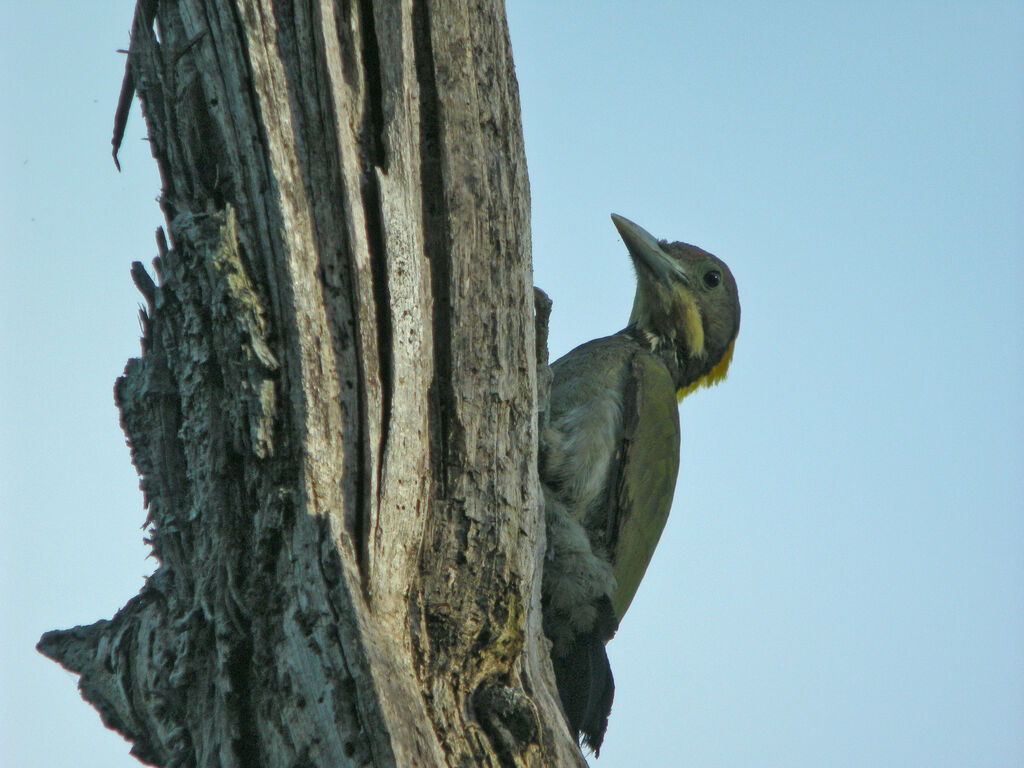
xmin=675 ymin=338 xmax=735 ymax=401
xmin=624 ymin=327 xmax=734 ymax=401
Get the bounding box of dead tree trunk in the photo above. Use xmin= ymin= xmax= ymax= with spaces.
xmin=38 ymin=1 xmax=582 ymax=765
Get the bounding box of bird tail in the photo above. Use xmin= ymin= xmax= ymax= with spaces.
xmin=542 ymin=491 xmax=619 ymax=753
xmin=551 ymin=596 xmax=617 ymax=755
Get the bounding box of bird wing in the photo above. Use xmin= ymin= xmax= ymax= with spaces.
xmin=544 ymin=335 xmax=681 ymax=622
xmin=606 ymin=349 xmax=680 ymax=621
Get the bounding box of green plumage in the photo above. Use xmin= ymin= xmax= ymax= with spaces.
xmin=540 ymin=215 xmax=740 ymax=754
xmin=545 ymin=336 xmax=680 ymax=621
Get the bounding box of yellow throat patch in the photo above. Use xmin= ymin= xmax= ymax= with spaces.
xmin=677 ymin=337 xmax=735 ymax=401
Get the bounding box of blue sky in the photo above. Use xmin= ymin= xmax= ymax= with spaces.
xmin=2 ymin=2 xmax=1022 ymax=766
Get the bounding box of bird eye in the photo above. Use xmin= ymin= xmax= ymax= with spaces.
xmin=703 ymin=270 xmax=722 ymax=288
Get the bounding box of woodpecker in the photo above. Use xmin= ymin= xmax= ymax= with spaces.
xmin=540 ymin=214 xmax=740 ymax=753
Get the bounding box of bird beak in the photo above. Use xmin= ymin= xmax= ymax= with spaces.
xmin=611 ymin=214 xmax=691 ymax=287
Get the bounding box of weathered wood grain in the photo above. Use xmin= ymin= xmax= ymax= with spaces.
xmin=39 ymin=1 xmax=583 ymax=766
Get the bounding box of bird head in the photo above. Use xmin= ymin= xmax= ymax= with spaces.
xmin=612 ymin=214 xmax=741 ymax=399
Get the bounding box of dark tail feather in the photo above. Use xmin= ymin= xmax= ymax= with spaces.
xmin=579 ymin=640 xmax=614 ymax=755
xmin=552 ymin=598 xmax=617 ymax=755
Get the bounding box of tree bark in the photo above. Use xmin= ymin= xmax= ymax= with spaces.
xmin=38 ymin=1 xmax=582 ymax=765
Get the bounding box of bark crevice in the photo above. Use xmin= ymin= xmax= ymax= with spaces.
xmin=412 ymin=0 xmax=454 ymax=496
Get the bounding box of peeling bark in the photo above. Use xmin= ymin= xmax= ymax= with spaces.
xmin=39 ymin=1 xmax=583 ymax=766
